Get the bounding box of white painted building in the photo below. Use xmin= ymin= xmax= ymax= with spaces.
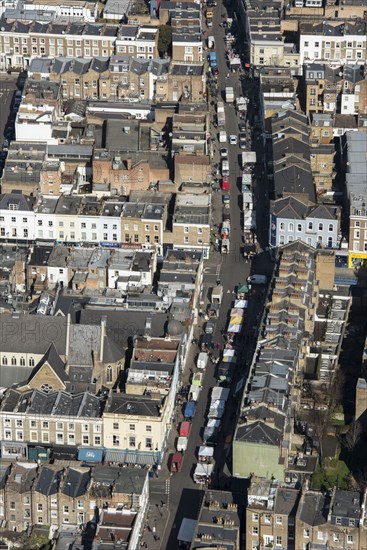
xmin=270 ymin=197 xmax=340 ymax=249
xmin=299 ymin=21 xmax=367 ymax=66
xmin=0 ymin=193 xmax=36 ymax=241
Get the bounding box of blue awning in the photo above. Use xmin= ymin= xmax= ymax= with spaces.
xmin=78 ymin=447 xmax=103 ymax=462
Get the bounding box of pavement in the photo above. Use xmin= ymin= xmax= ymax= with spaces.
xmin=141 ymin=2 xmax=275 ymax=548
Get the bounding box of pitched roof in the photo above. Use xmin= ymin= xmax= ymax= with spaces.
xmin=22 ymin=343 xmax=67 ymax=385
xmin=236 ymin=421 xmax=282 ymax=445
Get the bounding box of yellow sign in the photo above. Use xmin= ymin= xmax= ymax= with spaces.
xmin=348 ymin=252 xmax=367 ymax=269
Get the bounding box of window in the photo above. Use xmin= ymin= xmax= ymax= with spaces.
xmin=328 ymin=224 xmax=333 ymax=232
xmin=333 ymin=533 xmax=340 ymax=542
xmin=63 ymin=506 xmax=69 ymax=514
xmin=145 ymin=224 xmax=150 ymax=231
xmin=252 ymin=513 xmax=259 ymax=521
xmin=37 ymin=503 xmax=43 ymax=512
xmin=29 ymin=357 xmax=34 ymax=367
xmin=252 ymin=527 xmax=259 ymax=535
xmin=113 ymin=422 xmax=119 ymax=430
xmin=264 ymin=514 xmax=271 ymax=524
xmin=129 ymin=436 xmax=135 ymax=447
xmin=113 ymin=435 xmax=120 ymax=446
xmin=94 ymin=436 xmax=101 ymax=445
xmin=10 ymin=502 xmax=15 ymax=510
xmin=304 ymin=529 xmax=310 ymax=537
xmin=42 ymin=421 xmax=49 ymax=429
xmin=349 ymin=519 xmax=355 ymax=527
xmin=276 ymin=516 xmax=283 ymax=525
xmin=2 ymin=356 xmax=7 ymax=365
xmin=146 ymin=425 xmax=152 ymax=432
xmin=68 ymin=434 xmax=75 ymax=444
xmin=297 ymin=224 xmax=302 ymax=232
xmin=11 ymin=356 xmax=16 ymax=365
xmin=288 ymin=223 xmax=294 ymax=231
xmin=276 ymin=536 xmax=282 ymax=546
xmin=280 ymin=222 xmax=285 ymax=230
xmin=129 ymin=424 xmax=135 ymax=431
xmin=318 ymin=223 xmax=323 ymax=231
xmin=146 ymin=438 xmax=152 ymax=449
xmin=106 ymin=365 xmax=113 ymax=383
xmin=347 ymin=535 xmax=353 ymax=543
xmin=336 ymin=517 xmax=342 ymax=525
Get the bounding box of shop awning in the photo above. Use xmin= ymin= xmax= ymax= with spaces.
xmin=78 ymin=447 xmax=103 ymax=463
xmin=105 ymin=450 xmax=157 ymax=466
xmin=52 ymin=445 xmax=77 ymax=460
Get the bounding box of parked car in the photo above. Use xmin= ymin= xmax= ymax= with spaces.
xmin=221 ymin=176 xmax=230 ymax=191
xmin=220 ymin=147 xmax=228 ymax=158
xmin=229 ymin=135 xmax=238 ymax=145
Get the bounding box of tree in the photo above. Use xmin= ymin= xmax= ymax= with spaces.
xmin=344 ymin=420 xmax=363 ymax=451
xmin=158 ymin=25 xmax=172 ymax=57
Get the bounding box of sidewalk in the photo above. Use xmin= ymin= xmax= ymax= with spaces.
xmin=140 ymin=503 xmax=170 ymax=549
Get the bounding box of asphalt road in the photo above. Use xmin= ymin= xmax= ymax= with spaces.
xmin=160 ymin=3 xmax=274 ymax=549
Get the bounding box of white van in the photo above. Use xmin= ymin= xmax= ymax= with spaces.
xmin=219 ymin=130 xmax=227 ymax=143
xmin=247 ymin=274 xmax=267 ymax=285
xmin=221 ymin=159 xmax=230 ymax=177
xmin=208 ymin=36 xmax=215 ymax=48
xmin=197 ymin=352 xmax=209 ymax=370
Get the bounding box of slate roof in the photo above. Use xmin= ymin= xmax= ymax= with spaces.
xmin=105 ymin=394 xmax=162 ymax=416
xmin=35 ymin=466 xmax=63 ymax=496
xmin=298 ymin=492 xmax=329 ymax=526
xmin=0 ymin=315 xmax=67 ymax=355
xmin=274 ymin=488 xmax=300 ymax=516
xmin=79 ymin=309 xmax=169 ymax=348
xmin=235 ymin=421 xmax=283 ymax=445
xmin=0 ymin=192 xmax=36 ymax=211
xmin=0 ymin=389 xmax=102 ymax=417
xmin=271 ymin=196 xmax=309 ymax=219
xmin=61 ymin=467 xmax=90 ymax=498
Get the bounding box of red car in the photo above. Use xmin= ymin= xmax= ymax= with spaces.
xmin=222 ymin=177 xmax=230 ymax=191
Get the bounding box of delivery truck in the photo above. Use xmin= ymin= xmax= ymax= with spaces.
xmin=211 ymin=285 xmax=223 ymax=304
xmin=247 ymin=274 xmax=267 ymax=285
xmin=209 ymin=51 xmax=217 ymax=68
xmin=225 ymin=86 xmax=234 ymax=103
xmin=217 ymin=102 xmax=225 ymax=126
xmin=221 ymin=220 xmax=230 ymax=238
xmin=221 ymin=238 xmax=230 ymax=254
xmin=170 ymin=452 xmax=183 ymax=473
xmin=197 ymin=352 xmax=209 ymax=370
xmin=177 ymin=437 xmax=188 ymax=452
xmin=179 ymin=421 xmax=191 ymax=437
xmin=208 ymin=36 xmax=215 ymax=48
xmin=184 ymin=401 xmax=196 ymax=419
